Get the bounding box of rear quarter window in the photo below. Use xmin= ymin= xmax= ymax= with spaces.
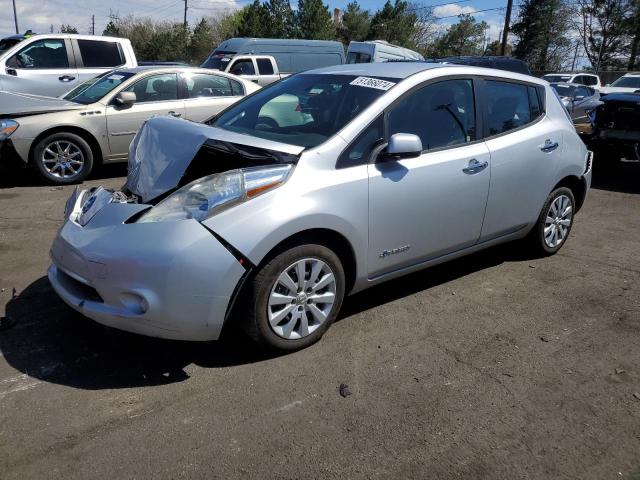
xmin=485 ymin=80 xmax=545 ymax=136
xmin=77 ymin=40 xmax=123 ymax=68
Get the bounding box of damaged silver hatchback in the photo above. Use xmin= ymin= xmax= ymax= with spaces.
xmin=49 ymin=63 xmax=592 ymax=351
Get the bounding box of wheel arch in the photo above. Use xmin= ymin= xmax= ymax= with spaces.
xmin=553 ymin=175 xmax=587 ymax=212
xmin=253 ymin=228 xmax=358 ymax=295
xmin=29 ymin=126 xmax=104 ymax=167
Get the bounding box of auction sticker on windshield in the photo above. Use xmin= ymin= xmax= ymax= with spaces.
xmin=350 ymin=77 xmax=396 ymax=91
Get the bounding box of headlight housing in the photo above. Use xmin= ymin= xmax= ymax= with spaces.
xmin=0 ymin=119 xmax=18 ymax=141
xmin=138 ymin=164 xmax=293 ymax=223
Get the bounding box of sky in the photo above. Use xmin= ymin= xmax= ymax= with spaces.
xmin=1 ymin=0 xmax=511 ymax=47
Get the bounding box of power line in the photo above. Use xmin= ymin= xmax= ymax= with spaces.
xmin=433 ymin=6 xmax=505 ymax=19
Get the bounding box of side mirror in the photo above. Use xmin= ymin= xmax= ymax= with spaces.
xmin=114 ymin=91 xmax=136 ymax=107
xmin=383 ymin=133 xmax=423 ymax=159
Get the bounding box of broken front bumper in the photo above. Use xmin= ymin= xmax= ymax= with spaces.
xmin=48 ymin=191 xmax=246 ymax=341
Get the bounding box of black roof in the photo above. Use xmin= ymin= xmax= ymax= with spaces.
xmin=424 ymin=56 xmax=532 ymax=76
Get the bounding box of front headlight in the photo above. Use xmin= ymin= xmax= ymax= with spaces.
xmin=138 ymin=164 xmax=293 ymax=223
xmin=0 ymin=119 xmax=19 ymax=141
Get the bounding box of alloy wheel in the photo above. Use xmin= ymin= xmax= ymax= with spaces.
xmin=544 ymin=194 xmax=573 ymax=248
xmin=41 ymin=140 xmax=85 ymax=180
xmin=267 ymin=258 xmax=337 ymax=340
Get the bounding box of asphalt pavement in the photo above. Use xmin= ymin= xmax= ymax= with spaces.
xmin=0 ymin=161 xmax=639 ymax=479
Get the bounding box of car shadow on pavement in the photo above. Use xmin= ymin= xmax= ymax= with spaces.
xmin=0 ymin=242 xmax=535 ymax=391
xmin=0 ymin=163 xmax=128 ymax=189
xmin=591 ymin=162 xmax=640 ymax=194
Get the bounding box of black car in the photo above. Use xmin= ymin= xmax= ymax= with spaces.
xmin=425 ymin=56 xmax=532 ymax=76
xmin=588 ymin=93 xmax=640 ymax=163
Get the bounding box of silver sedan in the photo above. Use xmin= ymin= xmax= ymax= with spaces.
xmin=551 ymin=82 xmax=602 ymax=124
xmin=48 ymin=63 xmax=592 ymax=351
xmin=0 ymin=66 xmax=260 ymax=184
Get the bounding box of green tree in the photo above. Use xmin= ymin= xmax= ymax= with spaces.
xmin=429 ymin=14 xmax=487 ymax=56
xmin=237 ymin=0 xmax=270 ymax=37
xmin=296 ymin=0 xmax=336 ymax=39
xmin=485 ymin=39 xmax=512 ymax=56
xmin=575 ymin=0 xmax=632 ymax=71
xmin=339 ymin=1 xmax=370 ymax=44
xmin=512 ymin=0 xmax=572 ymax=71
xmin=368 ymin=0 xmax=418 ymax=48
xmin=626 ymin=0 xmax=640 ymax=69
xmin=188 ymin=19 xmax=214 ymax=64
xmin=265 ymin=0 xmax=295 ymax=37
xmin=61 ymin=25 xmax=79 ymax=34
xmin=102 ymin=20 xmax=121 ymax=36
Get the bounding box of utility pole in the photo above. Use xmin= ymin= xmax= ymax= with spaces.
xmin=183 ymin=0 xmax=188 ymax=30
xmin=91 ymin=15 xmax=95 ymax=35
xmin=12 ymin=0 xmax=19 ymax=34
xmin=500 ymin=0 xmax=513 ymax=56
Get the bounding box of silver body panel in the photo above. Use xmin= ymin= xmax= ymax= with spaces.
xmin=49 ymin=63 xmax=591 ymax=341
xmin=3 ymin=67 xmax=260 ymax=165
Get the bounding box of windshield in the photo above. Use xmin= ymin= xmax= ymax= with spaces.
xmin=0 ymin=38 xmax=20 ymax=53
xmin=64 ymin=71 xmax=136 ymax=104
xmin=214 ymin=74 xmax=396 ymax=148
xmin=201 ymin=52 xmax=235 ymax=70
xmin=544 ymin=75 xmax=571 ymax=83
xmin=552 ymin=84 xmax=577 ymax=97
xmin=610 ymin=76 xmax=640 ymax=88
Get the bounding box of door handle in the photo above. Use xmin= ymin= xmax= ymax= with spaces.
xmin=168 ymin=111 xmax=181 ymax=118
xmin=462 ymin=158 xmax=488 ymax=174
xmin=540 ymin=139 xmax=559 ymax=153
xmin=6 ymin=68 xmax=17 ymax=76
xmin=58 ymin=75 xmax=75 ymax=82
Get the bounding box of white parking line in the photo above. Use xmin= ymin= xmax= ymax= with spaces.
xmin=0 ymin=374 xmax=41 ymax=400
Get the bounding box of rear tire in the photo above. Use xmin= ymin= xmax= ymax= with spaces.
xmin=240 ymin=244 xmax=345 ymax=351
xmin=32 ymin=132 xmax=94 ymax=185
xmin=526 ymin=187 xmax=575 ymax=256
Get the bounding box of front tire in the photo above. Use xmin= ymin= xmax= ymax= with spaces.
xmin=528 ymin=187 xmax=575 ymax=256
xmin=32 ymin=132 xmax=94 ymax=185
xmin=240 ymin=244 xmax=345 ymax=351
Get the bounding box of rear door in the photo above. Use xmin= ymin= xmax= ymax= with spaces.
xmin=72 ymin=38 xmax=126 ymax=84
xmin=181 ymin=72 xmax=245 ymax=122
xmin=105 ymin=73 xmax=185 ymax=159
xmin=480 ymin=80 xmax=560 ymax=240
xmin=3 ymin=37 xmax=79 ymax=95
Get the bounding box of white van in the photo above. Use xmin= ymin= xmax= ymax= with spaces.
xmin=346 ymin=40 xmax=424 ymax=63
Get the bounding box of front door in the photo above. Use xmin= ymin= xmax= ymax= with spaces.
xmin=105 ymin=73 xmax=185 ymax=159
xmin=368 ymin=79 xmax=491 ymax=278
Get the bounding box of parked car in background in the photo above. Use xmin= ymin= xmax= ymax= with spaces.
xmin=587 ymin=92 xmax=640 ymax=164
xmin=0 ymin=34 xmax=137 ymax=96
xmin=0 ymin=30 xmax=36 ymax=54
xmin=48 ymin=63 xmax=591 ymax=351
xmin=0 ymin=67 xmax=259 ymax=184
xmin=201 ymin=38 xmax=345 ymax=86
xmin=346 ymin=40 xmax=424 ymax=63
xmin=600 ymin=72 xmax=640 ymax=94
xmin=551 ymin=83 xmax=601 ymax=123
xmin=426 ymin=56 xmax=532 ymax=75
xmin=542 ymin=72 xmax=602 ymax=90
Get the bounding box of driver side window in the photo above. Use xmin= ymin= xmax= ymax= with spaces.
xmin=388 ymin=79 xmax=476 ymax=151
xmin=7 ymin=39 xmax=69 ymax=69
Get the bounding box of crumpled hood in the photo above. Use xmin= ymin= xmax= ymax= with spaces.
xmin=126 ymin=116 xmax=305 ymax=203
xmin=0 ymin=91 xmax=86 ymax=117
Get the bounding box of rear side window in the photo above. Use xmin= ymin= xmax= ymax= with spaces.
xmin=77 ymin=40 xmax=123 ymax=68
xmin=256 ymin=59 xmax=274 ymax=75
xmin=183 ymin=73 xmax=243 ymax=98
xmin=486 ymin=80 xmax=541 ymax=136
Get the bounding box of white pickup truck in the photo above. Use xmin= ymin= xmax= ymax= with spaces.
xmin=0 ymin=34 xmax=137 ymax=96
xmin=214 ymin=55 xmax=286 ymax=87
